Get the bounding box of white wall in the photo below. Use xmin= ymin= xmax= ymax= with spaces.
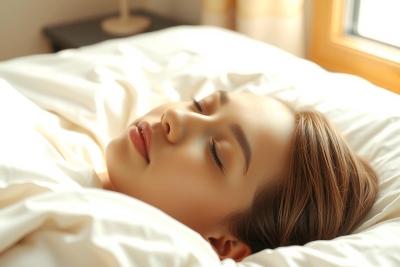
xmin=143 ymin=0 xmax=313 ymax=57
xmin=0 ymin=0 xmax=144 ymax=61
xmin=143 ymin=0 xmax=201 ymax=24
xmin=0 ymin=0 xmax=311 ymax=61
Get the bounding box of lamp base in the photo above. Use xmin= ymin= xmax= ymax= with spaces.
xmin=101 ymin=15 xmax=151 ymax=36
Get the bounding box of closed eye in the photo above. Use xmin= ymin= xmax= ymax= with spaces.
xmin=210 ymin=139 xmax=223 ymax=170
xmin=193 ymin=99 xmax=203 ymax=113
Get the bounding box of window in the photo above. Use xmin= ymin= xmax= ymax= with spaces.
xmin=310 ymin=0 xmax=400 ymax=94
xmin=348 ymin=0 xmax=400 ymax=48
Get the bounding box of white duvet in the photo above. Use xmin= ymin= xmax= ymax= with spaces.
xmin=0 ymin=26 xmax=399 ymax=266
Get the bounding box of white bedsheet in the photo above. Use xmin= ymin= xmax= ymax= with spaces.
xmin=0 ymin=26 xmax=399 ymax=266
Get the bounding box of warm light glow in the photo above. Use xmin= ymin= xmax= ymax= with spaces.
xmin=357 ymin=0 xmax=400 ymax=47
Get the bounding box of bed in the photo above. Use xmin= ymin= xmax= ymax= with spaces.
xmin=0 ymin=26 xmax=399 ymax=266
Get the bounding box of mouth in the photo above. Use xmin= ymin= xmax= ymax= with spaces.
xmin=128 ymin=121 xmax=152 ymax=163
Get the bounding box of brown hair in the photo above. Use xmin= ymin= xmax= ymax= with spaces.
xmin=224 ymin=109 xmax=379 ymax=253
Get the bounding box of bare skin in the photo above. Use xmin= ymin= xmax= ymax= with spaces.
xmin=104 ymin=91 xmax=295 ymax=261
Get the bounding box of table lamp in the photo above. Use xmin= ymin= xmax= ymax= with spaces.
xmin=101 ymin=0 xmax=151 ymax=36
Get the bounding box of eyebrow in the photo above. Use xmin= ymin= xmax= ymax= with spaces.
xmin=217 ymin=91 xmax=251 ymax=173
xmin=229 ymin=124 xmax=251 ymax=174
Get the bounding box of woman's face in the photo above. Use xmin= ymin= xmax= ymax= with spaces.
xmin=106 ymin=91 xmax=294 ymax=237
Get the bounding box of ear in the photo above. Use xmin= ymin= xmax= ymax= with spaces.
xmin=208 ymin=235 xmax=251 ymax=262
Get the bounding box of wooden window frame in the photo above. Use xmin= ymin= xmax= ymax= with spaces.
xmin=309 ymin=0 xmax=400 ymax=94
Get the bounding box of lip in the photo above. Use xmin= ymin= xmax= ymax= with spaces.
xmin=128 ymin=121 xmax=152 ymax=163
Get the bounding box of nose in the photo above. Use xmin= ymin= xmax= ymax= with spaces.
xmin=161 ymin=108 xmax=196 ymax=143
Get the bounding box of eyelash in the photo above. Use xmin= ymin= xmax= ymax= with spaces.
xmin=193 ymin=99 xmax=223 ymax=170
xmin=210 ymin=140 xmax=223 ymax=169
xmin=193 ymin=99 xmax=203 ymax=112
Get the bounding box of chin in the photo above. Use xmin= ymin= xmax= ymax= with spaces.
xmin=105 ymin=136 xmax=140 ymax=195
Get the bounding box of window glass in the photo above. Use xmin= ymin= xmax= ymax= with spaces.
xmin=356 ymin=0 xmax=400 ymax=48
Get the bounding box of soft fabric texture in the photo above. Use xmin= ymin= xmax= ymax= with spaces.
xmin=0 ymin=26 xmax=399 ymax=266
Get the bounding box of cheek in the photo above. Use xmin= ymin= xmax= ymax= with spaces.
xmin=148 ymin=151 xmax=213 ymax=196
xmin=140 ymin=172 xmax=226 ymax=234
xmin=150 ymin=139 xmax=208 ymax=176
xmin=141 ymin=154 xmax=226 ymax=221
xmin=145 ymin=166 xmax=251 ymax=231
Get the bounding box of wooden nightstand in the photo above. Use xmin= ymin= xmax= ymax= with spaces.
xmin=44 ymin=9 xmax=185 ymax=52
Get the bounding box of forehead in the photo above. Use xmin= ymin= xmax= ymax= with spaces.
xmin=228 ymin=92 xmax=295 ymax=181
xmin=228 ymin=92 xmax=293 ymax=130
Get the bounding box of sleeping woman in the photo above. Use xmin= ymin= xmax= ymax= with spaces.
xmin=101 ymin=90 xmax=378 ymax=262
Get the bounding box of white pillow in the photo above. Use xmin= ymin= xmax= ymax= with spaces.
xmin=0 ymin=26 xmax=399 ymax=266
